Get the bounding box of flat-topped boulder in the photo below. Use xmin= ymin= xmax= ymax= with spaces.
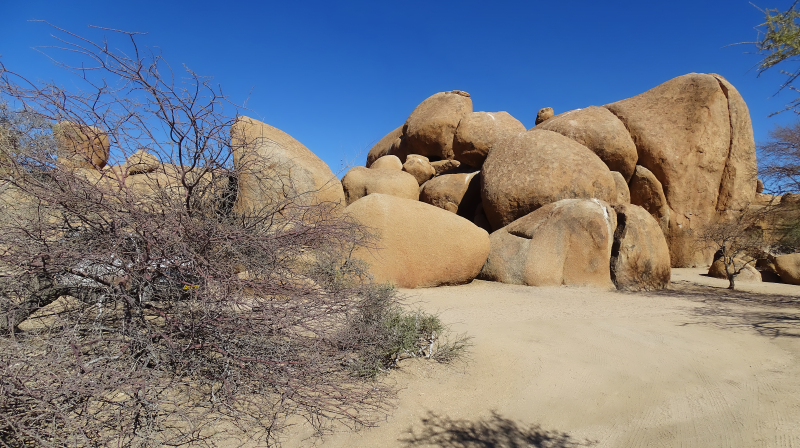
xmin=341 ymin=166 xmax=419 ymax=205
xmin=345 ymin=194 xmax=490 ymax=288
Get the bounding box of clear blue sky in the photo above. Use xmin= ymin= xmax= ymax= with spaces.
xmin=2 ymin=0 xmax=799 ymax=175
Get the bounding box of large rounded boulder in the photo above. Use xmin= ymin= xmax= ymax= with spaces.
xmin=341 ymin=166 xmax=419 ymax=205
xmin=345 ymin=194 xmax=490 ymax=288
xmin=481 ymin=129 xmax=617 ymax=230
xmin=537 ymin=106 xmax=638 ymax=181
xmin=419 ymin=170 xmax=481 ymax=218
xmin=774 ymin=253 xmax=800 ymax=285
xmin=605 ymin=73 xmax=757 ymax=266
xmin=404 ymin=90 xmax=473 ymax=160
xmin=610 ymin=204 xmax=671 ymax=291
xmin=452 ymin=111 xmax=526 ymax=168
xmin=478 ymin=199 xmax=617 ymax=288
xmin=54 ymin=122 xmax=111 ymax=170
xmin=231 ymin=116 xmax=345 ymax=213
xmin=366 ymin=125 xmax=404 ymax=167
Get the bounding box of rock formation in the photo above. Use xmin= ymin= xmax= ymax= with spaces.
xmin=404 ymin=90 xmax=472 ymax=160
xmin=479 ymin=199 xmax=617 ymax=288
xmin=54 ymin=121 xmax=111 ymax=170
xmin=345 ymin=194 xmax=490 ymax=288
xmin=341 ymin=166 xmax=419 ymax=205
xmin=231 ymin=116 xmax=345 ymax=213
xmin=610 ymin=204 xmax=671 ymax=290
xmin=452 ymin=111 xmax=526 ymax=168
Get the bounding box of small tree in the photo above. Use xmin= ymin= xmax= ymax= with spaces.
xmin=698 ymin=211 xmax=764 ymax=289
xmin=0 ymin=24 xmax=462 ymax=447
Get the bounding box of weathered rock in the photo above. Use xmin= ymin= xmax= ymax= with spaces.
xmin=345 ymin=194 xmax=490 ymax=288
xmin=366 ymin=126 xmax=404 ymax=167
xmin=538 ymin=106 xmax=638 ymax=181
xmin=54 ymin=122 xmax=110 ymax=170
xmin=774 ymin=253 xmax=800 ymax=285
xmin=481 ymin=129 xmax=617 ymax=230
xmin=431 ymin=159 xmax=461 ymax=175
xmin=402 ymin=154 xmax=436 ymax=185
xmin=419 ymin=170 xmax=481 ymax=218
xmin=452 ymin=111 xmax=526 ymax=168
xmin=370 ymin=155 xmax=403 ymax=171
xmin=341 ymin=166 xmax=419 ymax=205
xmin=404 ymin=91 xmax=472 ymax=160
xmin=708 ymin=259 xmax=762 ymax=283
xmin=605 ymin=73 xmax=755 ymax=266
xmin=782 ymin=193 xmax=800 ymax=205
xmin=478 ymin=199 xmax=617 ymax=288
xmin=628 ymin=165 xmax=670 ymax=234
xmin=711 ymin=74 xmax=758 ymax=213
xmin=756 ymin=178 xmax=764 ymax=194
xmin=125 ymin=150 xmax=160 ymax=175
xmin=610 ymin=204 xmax=671 ymax=290
xmin=231 ymin=116 xmax=345 ymax=212
xmin=611 ymin=171 xmax=630 ymax=205
xmin=753 ymin=193 xmax=780 ymax=206
xmin=535 ymin=107 xmax=554 ymax=125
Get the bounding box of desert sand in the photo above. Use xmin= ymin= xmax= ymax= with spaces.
xmin=266 ymin=269 xmax=800 ymax=447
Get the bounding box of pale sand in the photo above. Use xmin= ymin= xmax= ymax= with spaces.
xmin=268 ymin=268 xmax=800 ymax=447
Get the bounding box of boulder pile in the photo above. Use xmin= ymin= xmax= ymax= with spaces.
xmin=343 ymin=73 xmax=761 ymax=289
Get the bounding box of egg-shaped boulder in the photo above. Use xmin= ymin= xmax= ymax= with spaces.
xmin=345 ymin=194 xmax=490 ymax=288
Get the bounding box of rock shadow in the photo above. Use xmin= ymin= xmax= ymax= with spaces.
xmin=644 ymin=282 xmax=800 ymax=338
xmin=400 ymin=410 xmax=597 ymax=448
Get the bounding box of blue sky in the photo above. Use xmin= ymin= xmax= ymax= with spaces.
xmin=2 ymin=0 xmax=800 ymax=175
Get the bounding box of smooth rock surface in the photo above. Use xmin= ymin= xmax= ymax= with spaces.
xmin=708 ymin=258 xmax=762 ymax=283
xmin=452 ymin=111 xmax=526 ymax=168
xmin=231 ymin=116 xmax=345 ymax=212
xmin=774 ymin=253 xmax=800 ymax=285
xmin=366 ymin=126 xmax=404 ymax=167
xmin=481 ymin=129 xmax=617 ymax=230
xmin=538 ymin=106 xmax=638 ymax=181
xmin=611 ymin=171 xmax=631 ymax=205
xmin=402 ymin=154 xmax=436 ymax=185
xmin=419 ymin=170 xmax=481 ymax=218
xmin=341 ymin=166 xmax=419 ymax=205
xmin=611 ymin=204 xmax=671 ymax=290
xmin=479 ymin=199 xmax=617 ymax=288
xmin=629 ymin=165 xmax=670 ymax=234
xmin=370 ymin=155 xmax=403 ymax=171
xmin=404 ymin=91 xmax=472 ymax=160
xmin=345 ymin=194 xmax=490 ymax=288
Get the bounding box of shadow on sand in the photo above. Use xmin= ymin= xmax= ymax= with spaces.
xmin=646 ymin=282 xmax=800 ymax=338
xmin=400 ymin=411 xmax=597 ymax=448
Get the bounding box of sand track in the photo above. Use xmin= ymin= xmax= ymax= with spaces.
xmin=265 ymin=269 xmax=800 ymax=447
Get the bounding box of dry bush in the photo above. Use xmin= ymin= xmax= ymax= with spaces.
xmin=0 ymin=25 xmax=463 ymax=447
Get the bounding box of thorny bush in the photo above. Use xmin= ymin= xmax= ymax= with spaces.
xmin=0 ymin=24 xmax=464 ymax=447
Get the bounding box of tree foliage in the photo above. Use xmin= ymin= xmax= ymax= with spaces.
xmin=754 ymin=0 xmax=800 ymax=115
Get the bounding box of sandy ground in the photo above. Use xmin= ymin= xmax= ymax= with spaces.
xmin=261 ymin=269 xmax=800 ymax=447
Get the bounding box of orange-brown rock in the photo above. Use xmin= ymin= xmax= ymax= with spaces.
xmin=774 ymin=253 xmax=800 ymax=285
xmin=404 ymin=91 xmax=472 ymax=160
xmin=370 ymin=155 xmax=403 ymax=171
xmin=419 ymin=170 xmax=481 ymax=218
xmin=345 ymin=194 xmax=490 ymax=288
xmin=611 ymin=171 xmax=630 ymax=205
xmin=430 ymin=159 xmax=461 ymax=175
xmin=452 ymin=111 xmax=526 ymax=168
xmin=341 ymin=166 xmax=419 ymax=205
xmin=478 ymin=199 xmax=617 ymax=288
xmin=231 ymin=116 xmax=345 ymax=212
xmin=402 ymin=154 xmax=436 ymax=185
xmin=481 ymin=129 xmax=617 ymax=230
xmin=604 ymin=73 xmax=756 ymax=266
xmin=366 ymin=126 xmax=403 ymax=167
xmin=711 ymin=74 xmax=758 ymax=213
xmin=125 ymin=150 xmax=160 ymax=175
xmin=708 ymin=258 xmax=762 ymax=283
xmin=611 ymin=204 xmax=671 ymax=290
xmin=54 ymin=122 xmax=110 ymax=170
xmin=629 ymin=165 xmax=670 ymax=234
xmin=538 ymin=106 xmax=638 ymax=181
xmin=535 ymin=107 xmax=554 ymax=125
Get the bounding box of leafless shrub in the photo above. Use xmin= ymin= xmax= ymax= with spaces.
xmin=0 ymin=24 xmax=463 ymax=447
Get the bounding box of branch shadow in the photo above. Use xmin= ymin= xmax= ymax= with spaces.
xmin=644 ymin=282 xmax=800 ymax=338
xmin=399 ymin=411 xmax=597 ymax=448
